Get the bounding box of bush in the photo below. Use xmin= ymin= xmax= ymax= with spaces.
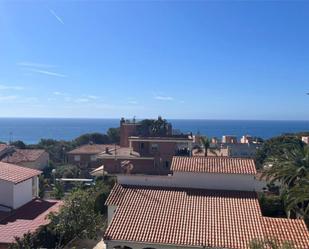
xmin=74 ymin=133 xmax=110 ymax=146
xmin=259 ymin=193 xmax=286 ymax=217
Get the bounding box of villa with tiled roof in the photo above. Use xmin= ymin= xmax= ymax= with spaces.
xmin=0 ymin=162 xmax=61 ymax=249
xmin=103 ymin=156 xmax=309 ymax=249
xmin=0 ymin=144 xmax=49 ymax=170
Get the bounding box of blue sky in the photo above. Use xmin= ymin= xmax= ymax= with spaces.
xmin=0 ymin=1 xmax=308 ymax=120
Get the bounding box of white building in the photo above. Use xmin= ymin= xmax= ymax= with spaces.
xmin=0 ymin=162 xmax=61 ymax=248
xmin=302 ymin=136 xmax=309 ymax=144
xmin=104 ymin=156 xmax=309 ymax=249
xmin=0 ymin=162 xmax=40 ymax=210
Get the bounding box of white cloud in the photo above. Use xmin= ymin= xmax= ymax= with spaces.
xmin=26 ymin=68 xmax=67 ymax=78
xmin=87 ymin=95 xmax=99 ymax=100
xmin=0 ymin=84 xmax=24 ymax=91
xmin=53 ymin=91 xmax=67 ymax=96
xmin=154 ymin=95 xmax=174 ymax=101
xmin=17 ymin=62 xmax=56 ymax=68
xmin=0 ymin=95 xmax=18 ymax=101
xmin=75 ymin=98 xmax=90 ymax=103
xmin=128 ymin=100 xmax=138 ymax=105
xmin=49 ymin=9 xmax=64 ymax=24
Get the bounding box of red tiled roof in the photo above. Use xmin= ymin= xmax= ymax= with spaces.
xmin=67 ymin=144 xmax=119 ymax=155
xmin=105 ymin=184 xmax=264 ymax=249
xmin=171 ymin=156 xmax=257 ymax=175
xmin=0 ymin=162 xmax=41 ymax=184
xmin=105 ymin=185 xmax=309 ymax=249
xmin=0 ymin=144 xmax=9 ymax=153
xmin=0 ymin=199 xmax=62 ymax=244
xmin=262 ymin=217 xmax=309 ymax=248
xmin=1 ymin=149 xmax=46 ymax=164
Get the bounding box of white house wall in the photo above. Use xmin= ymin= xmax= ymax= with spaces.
xmin=13 ymin=178 xmax=33 ymax=209
xmin=108 ymin=205 xmax=117 ymax=225
xmin=0 ymin=180 xmax=14 ymax=209
xmin=106 ymin=240 xmax=202 ymax=249
xmin=117 ymin=173 xmax=264 ymax=192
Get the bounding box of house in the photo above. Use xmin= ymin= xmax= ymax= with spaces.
xmin=241 ymin=134 xmax=253 ymax=144
xmin=128 ymin=135 xmax=193 ymax=173
xmin=93 ymin=118 xmax=194 ymax=176
xmin=96 ymin=147 xmax=155 ymax=175
xmin=103 ymin=156 xmax=308 ymax=249
xmin=0 ymin=162 xmax=61 ymax=248
xmin=1 ymin=149 xmax=49 ymax=170
xmin=302 ymin=136 xmax=309 ymax=144
xmin=225 ymin=143 xmax=261 ymax=158
xmin=222 ymin=135 xmax=238 ymax=144
xmin=116 ymin=156 xmax=265 ymax=191
xmin=67 ymin=144 xmax=119 ymax=169
xmin=0 ymin=144 xmax=13 ymax=158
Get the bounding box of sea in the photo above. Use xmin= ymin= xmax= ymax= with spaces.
xmin=0 ymin=118 xmax=308 ymax=144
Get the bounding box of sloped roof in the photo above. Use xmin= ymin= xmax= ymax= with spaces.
xmin=0 ymin=199 xmax=62 ymax=244
xmin=0 ymin=162 xmax=41 ymax=184
xmin=67 ymin=144 xmax=119 ymax=155
xmin=105 ymin=184 xmax=309 ymax=249
xmin=171 ymin=156 xmax=257 ymax=175
xmin=105 ymin=184 xmax=264 ymax=249
xmin=262 ymin=217 xmax=309 ymax=248
xmin=1 ymin=149 xmax=46 ymax=164
xmin=0 ymin=144 xmax=9 ymax=153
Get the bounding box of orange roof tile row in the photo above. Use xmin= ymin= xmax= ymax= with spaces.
xmin=171 ymin=156 xmax=257 ymax=175
xmin=263 ymin=217 xmax=309 ymax=248
xmin=1 ymin=149 xmax=46 ymax=164
xmin=0 ymin=199 xmax=62 ymax=244
xmin=0 ymin=162 xmax=41 ymax=184
xmin=104 ymin=184 xmax=309 ymax=249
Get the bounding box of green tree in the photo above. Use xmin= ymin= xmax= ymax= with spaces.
xmin=10 ymin=140 xmax=26 ymax=149
xmin=74 ymin=133 xmax=110 ymax=146
xmin=33 ymin=139 xmax=74 ymax=164
xmin=54 ymin=165 xmax=80 ymax=179
xmin=255 ymin=135 xmax=304 ymax=169
xmin=48 ymin=188 xmax=104 ymax=247
xmin=9 ymin=232 xmax=39 ymax=249
xmin=52 ymin=181 xmax=65 ymax=200
xmin=107 ymin=127 xmax=120 ymax=144
xmin=137 ymin=116 xmax=170 ymax=136
xmin=200 ymin=136 xmax=217 ymax=157
xmin=285 ymin=176 xmax=309 ymax=219
xmin=262 ymin=145 xmax=309 ymax=188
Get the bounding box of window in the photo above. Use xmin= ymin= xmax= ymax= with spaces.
xmin=140 ymin=142 xmax=145 ymax=149
xmin=74 ymin=155 xmax=81 ymax=161
xmin=151 ymin=143 xmax=159 ymax=151
xmin=90 ymin=155 xmax=97 ymax=161
xmin=165 ymin=161 xmax=169 ymax=168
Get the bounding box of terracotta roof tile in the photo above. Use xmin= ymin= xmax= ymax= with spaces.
xmin=0 ymin=144 xmax=9 ymax=153
xmin=1 ymin=149 xmax=46 ymax=164
xmin=104 ymin=184 xmax=264 ymax=249
xmin=263 ymin=217 xmax=309 ymax=248
xmin=0 ymin=162 xmax=41 ymax=184
xmin=67 ymin=144 xmax=119 ymax=155
xmin=0 ymin=199 xmax=62 ymax=244
xmin=171 ymin=156 xmax=257 ymax=175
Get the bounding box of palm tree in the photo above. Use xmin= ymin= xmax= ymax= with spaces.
xmin=262 ymin=145 xmax=309 ymax=188
xmin=262 ymin=145 xmax=309 ymax=219
xmin=285 ymin=176 xmax=309 ymax=219
xmin=200 ymin=136 xmax=217 ymax=157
